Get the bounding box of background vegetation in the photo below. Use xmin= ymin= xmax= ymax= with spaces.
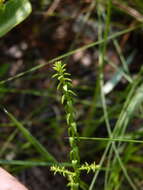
xmin=1 ymin=0 xmax=143 ymax=189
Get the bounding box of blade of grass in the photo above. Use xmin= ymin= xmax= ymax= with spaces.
xmin=0 ymin=160 xmax=71 ymax=167
xmin=113 ymin=39 xmax=130 ymax=73
xmin=75 ymin=137 xmax=143 ymax=144
xmin=0 ymin=129 xmax=17 ymax=156
xmin=4 ymin=109 xmax=57 ymax=163
xmin=89 ymin=143 xmax=110 ymax=190
xmin=0 ymin=87 xmax=53 ymax=97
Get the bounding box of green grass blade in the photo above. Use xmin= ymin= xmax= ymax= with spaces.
xmin=76 ymin=137 xmax=143 ymax=144
xmin=4 ymin=109 xmax=57 ymax=163
xmin=0 ymin=160 xmax=71 ymax=167
xmin=0 ymin=129 xmax=17 ymax=156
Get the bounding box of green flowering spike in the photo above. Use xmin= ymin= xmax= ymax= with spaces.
xmin=52 ymin=61 xmax=80 ymax=190
xmin=79 ymin=162 xmax=100 ymax=173
xmin=52 ymin=61 xmax=100 ymax=190
xmin=51 ymin=165 xmax=74 ymax=178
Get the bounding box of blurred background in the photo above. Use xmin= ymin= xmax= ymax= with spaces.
xmin=1 ymin=0 xmax=143 ymax=189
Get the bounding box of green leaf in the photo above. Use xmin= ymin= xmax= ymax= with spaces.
xmin=0 ymin=0 xmax=32 ymax=37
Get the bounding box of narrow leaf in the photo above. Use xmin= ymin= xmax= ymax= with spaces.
xmin=4 ymin=109 xmax=57 ymax=163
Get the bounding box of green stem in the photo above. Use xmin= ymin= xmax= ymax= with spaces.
xmin=53 ymin=62 xmax=80 ymax=190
